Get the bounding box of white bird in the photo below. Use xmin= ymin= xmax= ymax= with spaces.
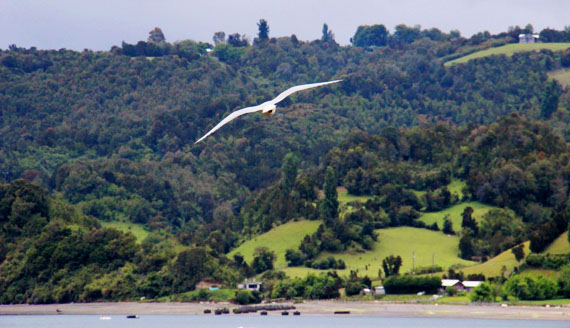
xmin=195 ymin=79 xmax=342 ymax=143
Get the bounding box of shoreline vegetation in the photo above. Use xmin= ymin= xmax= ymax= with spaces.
xmin=1 ymin=301 xmax=570 ymax=321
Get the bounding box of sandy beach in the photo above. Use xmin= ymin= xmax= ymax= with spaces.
xmin=1 ymin=301 xmax=569 ymax=321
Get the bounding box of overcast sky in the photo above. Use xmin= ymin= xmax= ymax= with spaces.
xmin=1 ymin=0 xmax=569 ymax=50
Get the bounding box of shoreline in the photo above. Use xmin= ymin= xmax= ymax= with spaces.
xmin=1 ymin=301 xmax=570 ymax=321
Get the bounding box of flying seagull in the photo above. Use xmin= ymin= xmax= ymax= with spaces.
xmin=195 ymin=79 xmax=342 ymax=143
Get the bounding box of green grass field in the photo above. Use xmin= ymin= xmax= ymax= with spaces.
xmin=447 ymin=179 xmax=466 ymax=200
xmin=461 ymin=241 xmax=530 ymax=277
xmin=549 ymin=69 xmax=570 ymax=88
xmin=518 ymin=268 xmax=561 ymax=280
xmin=337 ymin=187 xmax=373 ymax=205
xmin=228 ymin=220 xmax=321 ymax=268
xmin=445 ymin=43 xmax=570 ymax=66
xmin=282 ymin=227 xmax=474 ymax=278
xmin=100 ymin=221 xmax=150 ymax=243
xmin=544 ymin=231 xmax=570 ymax=254
xmin=419 ymin=201 xmax=496 ymax=230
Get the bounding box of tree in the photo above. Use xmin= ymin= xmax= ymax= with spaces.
xmin=461 ymin=206 xmax=478 ymax=234
xmin=351 ymin=25 xmax=389 ymax=47
xmin=469 ymin=282 xmax=494 ymax=302
xmin=442 ymin=215 xmax=454 ymax=234
xmin=285 ymin=248 xmax=304 ymax=266
xmin=282 ymin=153 xmax=299 ymax=193
xmin=148 ymin=27 xmax=165 ymax=43
xmin=382 ymin=255 xmax=402 ymax=277
xmin=227 ymin=33 xmax=249 ymax=47
xmin=459 ymin=228 xmax=475 ymax=259
xmin=394 ymin=24 xmax=422 ymax=44
xmin=252 ymin=247 xmax=276 ymax=274
xmin=540 ymin=79 xmax=560 ymax=119
xmin=511 ymin=244 xmax=525 ymax=266
xmin=173 ymin=247 xmax=209 ymax=291
xmin=321 ymin=23 xmax=335 ymax=42
xmin=319 ymin=167 xmax=338 ymax=226
xmin=212 ymin=31 xmax=226 ymax=44
xmin=257 ymin=19 xmax=269 ymax=41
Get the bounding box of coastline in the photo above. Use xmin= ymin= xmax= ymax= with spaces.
xmin=1 ymin=301 xmax=569 ymax=321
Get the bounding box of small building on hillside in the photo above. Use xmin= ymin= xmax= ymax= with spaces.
xmin=462 ymin=281 xmax=483 ymax=292
xmin=441 ymin=279 xmax=465 ymax=291
xmin=238 ymin=278 xmax=262 ymax=291
xmin=519 ymin=34 xmax=539 ymax=43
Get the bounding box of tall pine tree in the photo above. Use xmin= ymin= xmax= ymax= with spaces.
xmin=319 ymin=166 xmax=338 ymax=226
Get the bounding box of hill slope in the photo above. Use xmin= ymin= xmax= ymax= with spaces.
xmin=543 ymin=231 xmax=570 ymax=255
xmin=237 ymin=225 xmax=475 ymax=278
xmin=445 ymin=43 xmax=570 ymax=66
xmin=228 ymin=220 xmax=321 ymax=268
xmin=419 ymin=201 xmax=497 ymax=230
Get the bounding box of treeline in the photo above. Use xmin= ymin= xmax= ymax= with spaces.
xmin=352 ymin=24 xmax=570 ymax=50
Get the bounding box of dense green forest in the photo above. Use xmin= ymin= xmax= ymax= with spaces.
xmin=1 ymin=22 xmax=570 ymax=303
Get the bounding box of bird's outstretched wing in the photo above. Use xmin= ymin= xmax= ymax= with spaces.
xmin=271 ymin=79 xmax=342 ymax=104
xmin=195 ymin=104 xmax=263 ymax=143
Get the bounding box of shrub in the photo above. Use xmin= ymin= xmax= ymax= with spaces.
xmin=345 ymin=281 xmax=364 ymax=296
xmin=233 ymin=290 xmax=261 ymax=305
xmin=470 ymin=282 xmax=493 ymax=302
xmin=525 ymin=253 xmax=570 ymax=270
xmin=505 ymin=276 xmax=558 ymax=300
xmin=558 ymin=264 xmax=570 ymax=297
xmin=445 ymin=286 xmax=458 ymax=296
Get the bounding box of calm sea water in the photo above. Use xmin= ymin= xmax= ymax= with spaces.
xmin=0 ymin=315 xmax=568 ymax=328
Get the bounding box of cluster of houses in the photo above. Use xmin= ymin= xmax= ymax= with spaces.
xmin=196 ymin=278 xmax=482 ymax=295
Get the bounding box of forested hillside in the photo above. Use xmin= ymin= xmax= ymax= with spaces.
xmin=2 ymin=23 xmax=570 ymax=303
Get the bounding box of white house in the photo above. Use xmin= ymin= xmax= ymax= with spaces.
xmin=518 ymin=34 xmax=539 ymax=43
xmin=441 ymin=279 xmax=464 ymax=291
xmin=237 ymin=278 xmax=262 ymax=291
xmin=462 ymin=281 xmax=483 ymax=292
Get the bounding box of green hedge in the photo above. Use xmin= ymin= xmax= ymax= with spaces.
xmin=383 ymin=276 xmax=441 ymax=294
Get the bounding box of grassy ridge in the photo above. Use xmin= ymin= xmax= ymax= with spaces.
xmin=544 ymin=231 xmax=570 ymax=254
xmin=458 ymin=232 xmax=568 ymax=278
xmin=419 ymin=201 xmax=496 ymax=230
xmin=228 ymin=220 xmax=321 ymax=268
xmin=282 ymin=227 xmax=474 ymax=278
xmin=445 ymin=43 xmax=570 ymax=66
xmin=461 ymin=241 xmax=530 ymax=277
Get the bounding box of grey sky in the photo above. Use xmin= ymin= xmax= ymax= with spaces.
xmin=1 ymin=0 xmax=569 ymax=50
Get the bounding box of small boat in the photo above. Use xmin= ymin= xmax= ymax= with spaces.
xmin=260 ymin=311 xmax=268 ymax=315
xmin=99 ymin=316 xmax=112 ymax=320
xmin=281 ymin=311 xmax=289 ymax=316
xmin=334 ymin=311 xmax=350 ymax=315
xmin=293 ymin=311 xmax=301 ymax=316
xmin=126 ymin=315 xmax=139 ymax=319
